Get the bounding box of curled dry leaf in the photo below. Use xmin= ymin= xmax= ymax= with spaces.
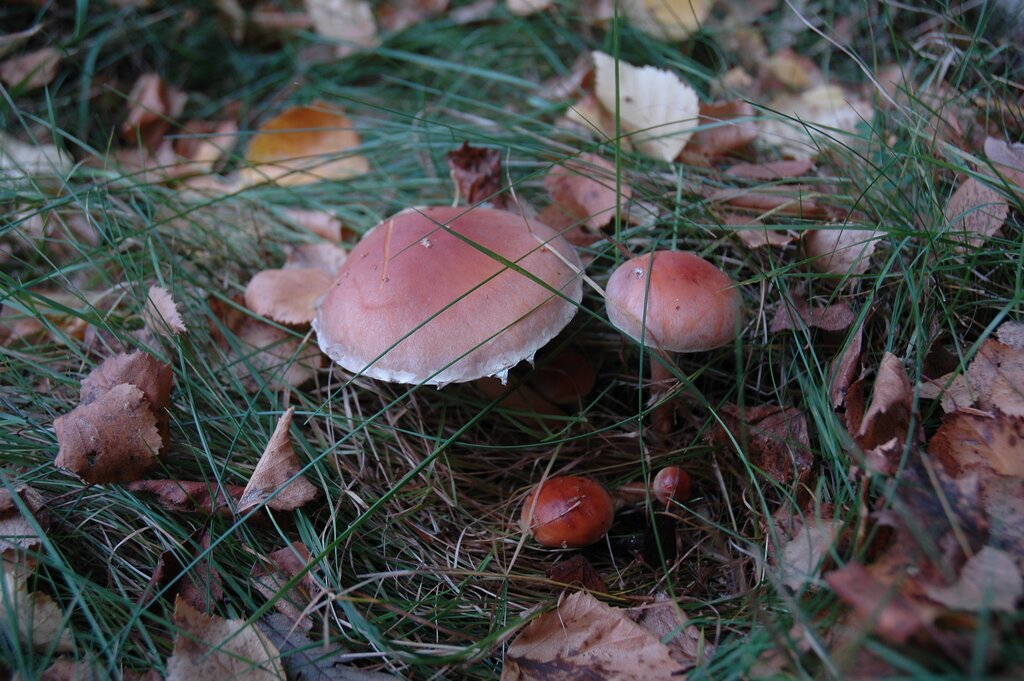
xmin=80 ymin=351 xmax=173 ymax=412
xmin=167 ymin=595 xmax=285 ymax=681
xmin=145 ymin=285 xmax=187 ymax=336
xmin=0 ymin=570 xmax=75 ymax=652
xmin=172 ymin=119 xmax=239 ymax=173
xmin=686 ymin=100 xmax=758 ymax=159
xmin=121 ymin=73 xmax=187 ymax=148
xmin=621 ymin=0 xmax=713 ymax=41
xmin=829 ymin=320 xmax=863 ymax=409
xmin=710 ymin=186 xmax=832 ymax=219
xmin=446 ymin=141 xmax=506 ymax=207
xmin=628 ymin=592 xmax=713 ymax=667
xmin=243 ymin=101 xmax=369 ymax=187
xmin=943 ymin=177 xmax=1008 ymax=250
xmin=709 ymin=404 xmax=813 ymax=485
xmin=759 ymin=85 xmax=874 ymax=160
xmin=284 ymin=242 xmax=348 ymax=274
xmin=245 ymin=268 xmax=336 ymax=325
xmin=803 ymin=226 xmax=880 ymax=275
xmin=770 ymin=298 xmax=856 ymax=334
xmin=592 ymin=51 xmax=699 ymax=162
xmin=238 ymin=408 xmax=318 ymax=514
xmin=54 ymin=383 xmax=163 ymax=484
xmin=0 ymin=46 xmax=60 ymax=90
xmin=127 ymin=480 xmax=243 ymax=516
xmin=721 ymin=213 xmax=795 ymax=249
xmin=922 ymin=546 xmax=1022 ymax=613
xmin=501 ymin=590 xmax=685 ymax=681
xmin=543 ymin=153 xmax=630 ymax=230
xmin=305 ymin=0 xmax=379 ymax=55
xmin=983 ymin=136 xmax=1024 ymax=195
xmin=854 ymin=352 xmax=913 ymax=452
xmin=928 ymin=410 xmax=1024 ymax=478
xmin=0 ymin=25 xmax=42 ymax=59
xmin=0 ymin=485 xmax=48 ymax=553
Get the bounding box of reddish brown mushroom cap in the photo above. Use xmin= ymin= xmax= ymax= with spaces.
xmin=653 ymin=466 xmax=691 ymax=506
xmin=605 ymin=250 xmax=742 ymax=352
xmin=313 ymin=206 xmax=583 ymax=386
xmin=521 ymin=475 xmax=614 ymax=548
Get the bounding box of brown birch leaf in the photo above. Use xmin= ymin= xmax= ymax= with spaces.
xmin=238 ymin=408 xmax=318 ymax=513
xmin=544 ymin=153 xmax=630 ymax=230
xmin=944 ymin=178 xmax=1008 ymax=250
xmin=244 ymin=268 xmax=335 ymax=325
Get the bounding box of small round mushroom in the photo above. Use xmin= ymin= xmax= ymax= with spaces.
xmin=615 ymin=466 xmax=692 ymax=508
xmin=605 ymin=250 xmax=742 ymax=436
xmin=313 ymin=206 xmax=583 ymax=386
xmin=521 ymin=475 xmax=614 ymax=548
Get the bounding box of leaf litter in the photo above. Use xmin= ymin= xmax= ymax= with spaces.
xmin=238 ymin=408 xmax=319 ymax=514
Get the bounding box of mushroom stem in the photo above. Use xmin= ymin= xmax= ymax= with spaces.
xmin=648 ymin=353 xmax=675 ymax=438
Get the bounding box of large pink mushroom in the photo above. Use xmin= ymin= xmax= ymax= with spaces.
xmin=605 ymin=250 xmax=743 ymax=436
xmin=313 ymin=206 xmax=583 ymax=387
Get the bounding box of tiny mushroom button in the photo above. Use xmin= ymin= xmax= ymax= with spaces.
xmin=313 ymin=206 xmax=584 ymax=386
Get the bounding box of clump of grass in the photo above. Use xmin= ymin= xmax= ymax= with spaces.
xmin=2 ymin=1 xmax=1022 ymax=679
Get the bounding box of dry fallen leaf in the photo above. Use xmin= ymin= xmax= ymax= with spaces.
xmin=621 ymin=0 xmax=712 ymax=41
xmin=1 ymin=132 xmax=73 ymax=181
xmin=763 ymin=48 xmax=822 ymax=92
xmin=561 ymin=92 xmax=627 ymax=148
xmin=943 ymin=177 xmax=1008 ymax=250
xmin=720 ymin=213 xmax=795 ymax=249
xmin=529 ymin=348 xmax=596 ymax=407
xmin=0 ymin=25 xmax=42 ymax=59
xmin=770 ymin=298 xmax=856 ymax=334
xmin=167 ymin=595 xmax=285 ymax=681
xmin=121 ymin=73 xmax=187 ymax=149
xmin=803 ymin=226 xmax=880 ymax=276
xmin=825 ymin=562 xmax=933 ymax=645
xmin=709 ymin=404 xmax=813 ymax=485
xmin=284 ymin=242 xmax=348 ymax=275
xmin=710 ymin=186 xmax=832 ymax=219
xmin=544 ymin=153 xmax=630 ymax=230
xmin=251 ymin=542 xmax=321 ymax=629
xmin=0 ymin=570 xmax=75 ymax=652
xmin=0 ymin=46 xmax=60 ymax=90
xmin=282 ymin=208 xmax=345 ymax=241
xmin=0 ymin=485 xmax=48 ymax=553
xmin=243 ymin=101 xmax=369 ymax=187
xmin=981 ymin=476 xmax=1024 ymax=567
xmin=628 ymin=592 xmax=713 ymax=667
xmin=238 ymin=408 xmax=318 ymax=513
xmin=80 ymin=351 xmax=173 ymax=413
xmin=592 ymin=51 xmax=700 ymax=162
xmin=227 ymin=317 xmax=320 ymax=392
xmin=127 ymin=479 xmax=243 ymax=516
xmin=777 ymin=514 xmax=842 ymax=590
xmin=145 ymin=285 xmax=187 ymax=336
xmin=446 ymin=141 xmax=506 ymax=207
xmin=544 ymin=555 xmax=608 ymax=593
xmin=829 ymin=319 xmax=863 ymax=410
xmin=502 ymin=590 xmax=685 ymax=680
xmin=759 ymin=84 xmax=874 ymax=160
xmin=507 ymin=0 xmax=552 ymax=15
xmin=854 ymin=352 xmax=913 ymax=453
xmin=922 ymin=546 xmax=1022 ymax=613
xmin=54 ymin=383 xmax=163 ymax=484
xmin=245 ymin=268 xmax=336 ymax=325
xmin=922 ymin=335 xmax=1024 ymax=416
xmin=305 ymin=0 xmax=379 ymax=55
xmin=685 ymin=100 xmax=758 ymax=159
xmin=929 ymin=410 xmax=1024 ymax=478
xmin=983 ymin=136 xmax=1024 ymax=195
